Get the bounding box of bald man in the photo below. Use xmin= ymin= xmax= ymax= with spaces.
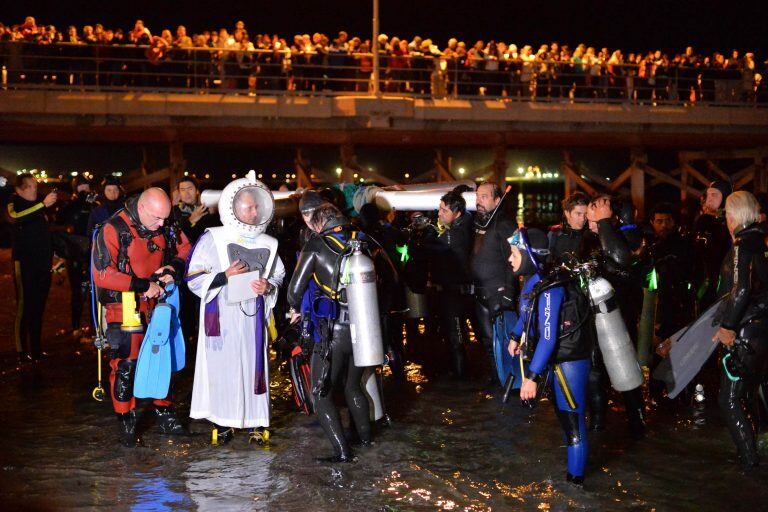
xmin=93 ymin=187 xmax=191 ymax=446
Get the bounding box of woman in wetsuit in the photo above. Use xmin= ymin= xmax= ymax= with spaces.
xmin=506 ymin=228 xmax=592 ymax=485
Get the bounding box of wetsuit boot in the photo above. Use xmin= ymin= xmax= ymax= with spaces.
xmin=116 ymin=411 xmax=139 ymax=447
xmin=587 ymin=372 xmax=607 ymax=431
xmin=719 ymin=354 xmax=761 ymax=469
xmin=155 ymin=406 xmax=188 ymax=435
xmin=448 ymin=316 xmax=467 ymax=379
xmin=623 ymin=387 xmax=646 ymax=440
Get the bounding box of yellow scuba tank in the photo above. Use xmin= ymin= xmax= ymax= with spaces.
xmin=121 ymin=291 xmax=143 ymax=332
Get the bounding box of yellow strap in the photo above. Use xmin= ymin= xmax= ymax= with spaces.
xmin=324 ymin=235 xmax=345 ymax=250
xmin=7 ymin=202 xmax=44 ymax=219
xmin=185 ymin=268 xmax=209 ymax=280
xmin=312 ymin=273 xmax=339 ymax=299
xmin=554 ymin=364 xmax=578 ymax=410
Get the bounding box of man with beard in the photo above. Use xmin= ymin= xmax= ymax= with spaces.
xmin=694 ymin=180 xmax=733 ymax=310
xmin=470 ymin=182 xmax=517 ymax=381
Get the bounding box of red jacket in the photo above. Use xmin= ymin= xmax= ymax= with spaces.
xmin=93 ymin=205 xmax=190 ymax=322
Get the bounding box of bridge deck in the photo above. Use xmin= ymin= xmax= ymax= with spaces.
xmin=1 ymin=91 xmax=766 ymax=148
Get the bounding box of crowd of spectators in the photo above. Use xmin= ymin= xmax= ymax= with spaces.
xmin=1 ymin=15 xmax=766 ymax=103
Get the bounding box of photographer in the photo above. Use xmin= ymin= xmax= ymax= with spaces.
xmin=171 ymin=176 xmax=219 ymax=339
xmin=7 ymin=173 xmax=57 ymax=362
xmin=423 ymin=192 xmax=473 ymax=378
xmin=87 ymin=175 xmax=125 ymax=236
xmin=56 ymin=175 xmax=97 ymax=337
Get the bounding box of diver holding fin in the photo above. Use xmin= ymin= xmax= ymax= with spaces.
xmin=91 ymin=188 xmax=191 ymax=447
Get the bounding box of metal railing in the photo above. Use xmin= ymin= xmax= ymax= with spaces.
xmin=1 ymin=42 xmax=765 ymax=106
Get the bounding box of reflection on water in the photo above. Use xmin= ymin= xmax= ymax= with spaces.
xmin=1 ymin=320 xmax=768 ymax=510
xmin=131 ymin=474 xmax=192 ymax=511
xmin=184 ymin=450 xmax=284 ymax=511
xmin=516 ymin=189 xmax=562 ymax=227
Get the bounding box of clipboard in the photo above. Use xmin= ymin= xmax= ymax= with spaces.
xmin=226 ymin=270 xmax=261 ymax=304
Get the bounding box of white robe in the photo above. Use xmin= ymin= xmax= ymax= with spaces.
xmin=186 ymin=229 xmax=285 ymax=429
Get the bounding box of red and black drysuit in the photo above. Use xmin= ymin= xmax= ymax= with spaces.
xmin=92 ymin=200 xmax=190 ymax=414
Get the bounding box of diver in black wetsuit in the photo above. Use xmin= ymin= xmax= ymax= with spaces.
xmin=471 ymin=182 xmax=518 ymax=371
xmin=423 ymin=191 xmax=473 ymax=378
xmin=548 ymin=192 xmax=590 ymax=266
xmin=713 ymin=191 xmax=768 ymax=469
xmin=581 ymin=195 xmax=646 ymax=438
xmin=694 ymin=180 xmax=733 ymax=309
xmin=286 ymin=203 xmax=373 ymax=462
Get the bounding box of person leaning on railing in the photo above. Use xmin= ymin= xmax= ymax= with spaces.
xmin=1 ymin=19 xmax=766 ymax=102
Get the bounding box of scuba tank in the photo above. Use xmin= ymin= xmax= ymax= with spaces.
xmin=343 ymin=240 xmax=385 ymax=367
xmin=363 ymin=367 xmax=385 ymax=421
xmin=587 ymin=276 xmax=644 ymax=392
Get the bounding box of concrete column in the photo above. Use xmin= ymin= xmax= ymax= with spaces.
xmin=169 ymin=141 xmax=184 ymax=194
xmin=492 ymin=145 xmax=507 ymax=186
xmin=630 ymin=148 xmax=647 ymax=221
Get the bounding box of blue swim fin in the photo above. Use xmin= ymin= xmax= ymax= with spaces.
xmin=493 ymin=312 xmax=516 ymax=386
xmin=164 ymin=285 xmax=186 ymax=372
xmin=494 ymin=312 xmax=528 ymax=390
xmin=134 ymin=303 xmax=173 ymax=399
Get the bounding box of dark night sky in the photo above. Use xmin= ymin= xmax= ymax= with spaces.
xmin=8 ymin=0 xmax=768 ymax=55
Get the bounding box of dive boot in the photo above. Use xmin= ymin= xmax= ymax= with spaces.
xmin=316 ymin=452 xmax=355 ymax=463
xmin=117 ymin=411 xmax=140 ymax=447
xmin=211 ymin=425 xmax=234 ymax=446
xmin=566 ymin=473 xmax=585 ymax=487
xmin=247 ymin=427 xmax=270 ymax=446
xmin=589 ymin=412 xmax=606 ymax=432
xmin=155 ymin=406 xmax=189 ymax=435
